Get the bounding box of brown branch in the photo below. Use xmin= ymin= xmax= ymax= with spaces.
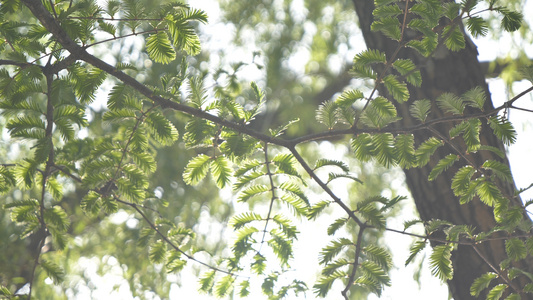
xmin=27 ymin=229 xmax=46 ymax=300
xmin=29 ymin=65 xmax=56 ymax=300
xmin=342 ymin=226 xmax=366 ymax=299
xmin=67 ymin=16 xmax=163 ymax=22
xmin=21 ymin=0 xmax=533 ymax=153
xmin=0 ymin=59 xmax=39 ymax=68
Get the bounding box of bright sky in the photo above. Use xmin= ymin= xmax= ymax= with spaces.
xmin=71 ymin=0 xmax=533 ymax=299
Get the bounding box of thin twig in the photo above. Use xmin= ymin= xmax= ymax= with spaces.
xmin=114 ymin=197 xmax=244 ymax=278
xmin=289 ymin=146 xmax=364 ymax=227
xmin=52 ymin=164 xmax=82 ymax=183
xmin=472 ymin=244 xmax=523 ymax=296
xmin=259 ymin=143 xmax=277 ymax=251
xmin=342 ymin=226 xmax=366 ymax=299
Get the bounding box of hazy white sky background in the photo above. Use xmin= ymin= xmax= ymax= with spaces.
xmin=73 ymin=0 xmax=533 ymax=299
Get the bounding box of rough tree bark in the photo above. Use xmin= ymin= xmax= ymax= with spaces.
xmin=351 ymin=1 xmax=533 ymax=299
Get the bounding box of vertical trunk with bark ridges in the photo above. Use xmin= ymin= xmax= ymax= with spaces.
xmin=351 ymin=1 xmax=533 ymax=299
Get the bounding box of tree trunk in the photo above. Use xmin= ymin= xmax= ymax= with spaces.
xmin=351 ymin=1 xmax=533 ymax=299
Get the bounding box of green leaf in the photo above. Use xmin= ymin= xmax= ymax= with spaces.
xmin=313 ymin=271 xmax=347 ymax=297
xmin=234 ymin=159 xmax=262 ymax=177
xmin=269 ymin=118 xmax=300 ymax=137
xmin=470 ymin=272 xmax=498 ymax=297
xmin=443 ymin=2 xmax=461 ymax=20
xmin=199 ymin=270 xmax=216 ymax=293
xmin=215 ymin=274 xmax=235 ymax=297
xmin=405 ymin=240 xmax=427 ymax=266
xmin=476 ymin=178 xmax=502 ymax=206
xmin=500 ymin=10 xmax=523 ymax=32
xmin=319 ymin=238 xmax=353 ymax=264
xmin=449 ymin=120 xmax=468 ymax=138
xmin=353 ymin=49 xmax=386 ymax=66
xmin=81 ymin=191 xmax=102 ymax=215
xmin=251 ymin=253 xmax=266 ymax=275
xmin=233 ymin=226 xmax=258 ymax=257
xmin=505 ymin=294 xmax=521 ymax=300
xmin=43 ymin=206 xmax=70 ymax=232
xmin=335 ymin=89 xmax=364 ymax=106
xmin=326 ymin=173 xmax=362 ymax=185
xmin=477 ymin=145 xmax=505 ymax=159
xmin=382 ymin=74 xmax=409 ymax=102
xmin=482 ymin=160 xmax=512 ymax=182
xmin=314 ymin=159 xmax=350 ymax=172
xmin=272 ymin=214 xmax=299 ymax=239
xmin=146 ymin=31 xmax=176 ymax=64
xmin=0 ymin=285 xmax=11 ymax=296
xmin=238 ymin=184 xmax=270 ymax=202
xmin=371 ymin=16 xmax=402 ymax=41
xmin=409 ymin=99 xmax=431 ymax=122
xmin=373 ymin=4 xmax=402 ymax=18
xmin=394 ymin=134 xmax=416 ymax=168
xmin=361 ymin=96 xmax=399 ymax=128
xmin=316 ymin=101 xmax=338 ymax=129
xmin=364 ymin=245 xmax=392 ymax=270
xmin=393 ymin=59 xmax=422 ymax=87
xmin=352 ymin=133 xmax=375 ymax=162
xmin=487 ymin=284 xmax=507 ymax=300
xmin=466 ymin=16 xmax=489 ymax=37
xmin=307 ymin=200 xmax=331 ymax=220
xmin=488 ymin=116 xmax=516 ymax=145
xmin=273 ymin=153 xmax=300 ymax=178
xmin=415 ymin=137 xmax=443 ymax=166
xmin=506 ymin=238 xmax=527 ymax=261
xmin=409 ymin=1 xmax=441 ymax=24
xmin=279 ymin=182 xmax=309 ymax=206
xmin=322 ymin=258 xmax=350 ymax=276
xmin=372 ymin=133 xmax=396 ymax=167
xmin=429 ymin=245 xmax=453 ymax=281
xmin=40 ymin=259 xmax=65 ymax=284
xmin=145 ymin=112 xmax=179 ymax=145
xmin=233 ymin=170 xmax=265 ymax=190
xmin=6 ymin=114 xmax=46 ymax=139
xmin=428 ymin=154 xmax=459 ymax=181
xmin=238 ymin=280 xmax=250 ymax=297
xmin=130 ymin=151 xmax=157 ymax=173
xmin=443 ymin=25 xmax=465 ymax=51
xmin=101 ymin=196 xmax=118 ymax=213
xmin=68 ymin=64 xmax=107 ymax=104
xmin=211 ymin=156 xmax=233 ymax=188
xmin=463 ymin=118 xmax=481 ymax=151
xmin=268 ymin=230 xmax=293 ymax=265
xmin=357 ymin=198 xmax=386 ymax=228
xmin=358 ymin=260 xmax=391 ymax=289
xmin=436 ymin=92 xmax=464 ymax=115
xmin=463 ymin=87 xmax=486 ymax=110
xmin=149 ymin=241 xmax=167 ymax=264
xmin=327 ymin=218 xmax=348 ymax=236
xmin=183 ymin=118 xmax=215 ymax=147
xmin=280 ymin=193 xmax=309 ymax=218
xmin=165 ymin=8 xmax=207 ymax=55
xmin=183 ymin=154 xmax=211 ymax=185
xmin=166 ymin=254 xmax=187 ymax=273
xmin=451 ymin=166 xmax=476 ymax=196
xmin=351 ymin=64 xmax=377 ymax=80
xmin=107 ymin=83 xmax=135 ymax=111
